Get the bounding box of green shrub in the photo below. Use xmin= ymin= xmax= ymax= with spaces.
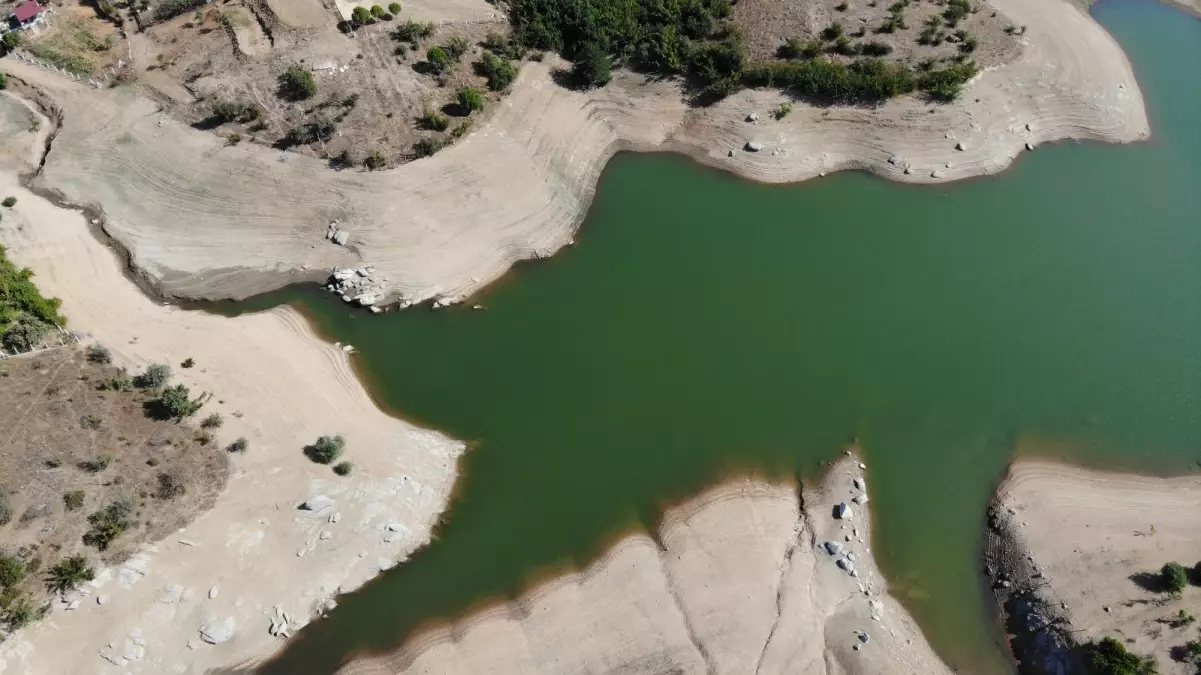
xmin=2 ymin=317 xmax=50 ymax=353
xmin=0 ymin=73 xmax=7 ymax=90
xmin=278 ymin=65 xmax=317 ymax=101
xmin=392 ymin=20 xmax=435 ymax=44
xmin=446 ymin=35 xmax=471 ymax=60
xmin=476 ymin=52 xmax=518 ymax=91
xmin=45 ymin=556 xmax=95 ymax=593
xmin=0 ymin=495 xmax=9 ymax=527
xmin=135 ymin=363 xmax=171 ymax=388
xmin=77 ymin=453 xmax=112 ymax=473
xmin=63 ymin=490 xmax=85 ymax=511
xmin=451 ymin=119 xmax=473 ymax=139
xmin=306 ymin=435 xmax=345 ymax=464
xmin=227 ymin=437 xmax=249 ymax=453
xmin=456 ymin=85 xmax=486 ymax=112
xmin=0 ymin=33 xmax=18 ymax=56
xmin=210 ymin=100 xmax=260 ymax=124
xmin=87 ymin=344 xmax=112 ymax=364
xmin=388 ymin=2 xmax=401 ymax=13
xmin=2 ymin=596 xmax=35 ymax=630
xmin=364 ymin=150 xmax=388 ymax=170
xmin=773 ymin=102 xmax=792 ymax=119
xmin=571 ymin=42 xmax=611 ymax=88
xmin=822 ymin=22 xmax=844 ymax=40
xmin=413 ymin=137 xmax=444 ymax=157
xmin=859 ymin=41 xmax=892 ymax=56
xmin=1087 ymin=638 xmax=1156 ymax=675
xmin=159 ymin=383 xmax=202 ymax=419
xmin=153 ymin=0 xmax=207 ymax=22
xmin=1162 ymin=562 xmax=1188 ymax=594
xmin=333 ymin=461 xmax=353 ymax=476
xmin=82 ymin=501 xmax=132 ymax=551
xmin=351 ymin=5 xmax=371 ymax=24
xmin=426 ymin=45 xmax=452 ymax=72
xmin=835 ymin=1 xmax=848 ymax=9
xmin=943 ymin=0 xmax=971 ymax=26
xmin=181 ymin=357 xmax=195 ymax=368
xmin=0 ymin=554 xmax=25 ymax=588
xmin=419 ymin=108 xmax=450 ymax=131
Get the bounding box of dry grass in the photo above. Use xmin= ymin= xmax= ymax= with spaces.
xmin=24 ymin=6 xmax=123 ymax=76
xmin=0 ymin=346 xmax=228 ymax=613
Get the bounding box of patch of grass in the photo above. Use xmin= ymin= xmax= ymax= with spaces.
xmin=200 ymin=413 xmax=223 ymax=429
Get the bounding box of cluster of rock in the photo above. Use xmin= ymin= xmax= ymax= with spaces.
xmin=325 ymin=222 xmax=351 ymax=247
xmin=325 ymin=266 xmax=388 ymax=313
xmin=98 ymin=628 xmax=148 ymax=667
xmin=824 ymin=466 xmax=869 ymax=579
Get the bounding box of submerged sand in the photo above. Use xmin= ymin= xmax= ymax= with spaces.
xmin=990 ymin=460 xmax=1201 ymax=675
xmin=339 ymin=458 xmax=953 ymax=675
xmin=2 ymin=0 xmax=1147 ymax=307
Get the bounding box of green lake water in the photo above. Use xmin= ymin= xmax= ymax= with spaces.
xmin=243 ymin=1 xmax=1201 ymax=672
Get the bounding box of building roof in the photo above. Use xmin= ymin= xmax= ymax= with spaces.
xmin=13 ymin=1 xmax=44 ymax=23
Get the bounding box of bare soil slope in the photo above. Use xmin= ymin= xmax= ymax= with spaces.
xmin=340 ymin=458 xmax=952 ymax=675
xmin=989 ymin=461 xmax=1201 ymax=675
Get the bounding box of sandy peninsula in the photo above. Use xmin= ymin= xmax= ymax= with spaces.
xmin=0 ymin=93 xmax=464 ymax=675
xmin=2 ymin=0 xmax=1147 ymax=308
xmin=988 ymin=460 xmax=1201 ymax=675
xmin=338 ymin=458 xmax=953 ymax=675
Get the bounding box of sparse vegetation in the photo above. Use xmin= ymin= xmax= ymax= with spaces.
xmin=180 ymin=357 xmax=196 ymax=368
xmin=0 ymin=554 xmax=25 ymax=589
xmin=822 ymin=22 xmax=845 ymax=41
xmin=278 ymin=65 xmax=318 ymax=101
xmin=773 ymin=102 xmax=792 ymax=119
xmin=77 ymin=453 xmax=113 ymax=473
xmin=392 ymin=20 xmax=435 ymax=45
xmin=333 ymin=461 xmax=353 ymax=476
xmin=305 ymin=434 xmax=345 ymax=464
xmin=153 ymin=0 xmax=207 ymax=22
xmin=1 ymin=33 xmax=20 ymax=57
xmin=446 ymin=36 xmax=471 ymax=60
xmin=1086 ymin=637 xmax=1157 ymax=675
xmin=200 ymin=413 xmax=223 ymax=429
xmin=227 ymin=437 xmax=249 ymax=453
xmin=943 ymin=0 xmax=972 ymax=27
xmin=155 ymin=471 xmax=186 ymax=499
xmin=1 ymin=596 xmax=35 ymax=631
xmin=1 ymin=244 xmax=64 ymax=355
xmin=45 ymin=556 xmax=95 ymax=593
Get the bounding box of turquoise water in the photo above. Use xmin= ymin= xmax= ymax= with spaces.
xmin=239 ymin=1 xmax=1201 ymax=672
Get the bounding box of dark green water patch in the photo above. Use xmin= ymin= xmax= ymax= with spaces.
xmin=240 ymin=1 xmax=1201 ymax=672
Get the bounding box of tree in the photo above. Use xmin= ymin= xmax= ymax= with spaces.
xmin=1162 ymin=562 xmax=1188 ymax=594
xmin=1 ymin=31 xmax=20 ymax=56
xmin=426 ymin=45 xmax=451 ymax=73
xmin=370 ymin=4 xmax=386 ymax=18
xmin=306 ymin=435 xmax=345 ymax=464
xmin=45 ymin=556 xmax=95 ymax=593
xmin=1087 ymin=638 xmax=1156 ymax=675
xmin=388 ymin=2 xmax=401 ymax=13
xmin=456 ymin=85 xmax=485 ymax=112
xmin=351 ymin=5 xmax=371 ymax=24
xmin=278 ymin=65 xmax=317 ymax=101
xmin=571 ymin=43 xmax=612 ymax=88
xmin=135 ymin=362 xmax=171 ymax=388
xmin=0 ymin=553 xmax=25 ymax=588
xmin=159 ymin=383 xmax=202 ymax=419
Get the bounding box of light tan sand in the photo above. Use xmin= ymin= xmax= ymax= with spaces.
xmin=1 ymin=0 xmax=1148 ymax=306
xmin=992 ymin=460 xmax=1201 ymax=675
xmin=339 ymin=458 xmax=954 ymax=675
xmin=0 ymin=97 xmax=464 ymax=675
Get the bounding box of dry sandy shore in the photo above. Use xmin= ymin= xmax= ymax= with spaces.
xmin=0 ymin=92 xmax=464 ymax=675
xmin=989 ymin=460 xmax=1201 ymax=675
xmin=1 ymin=0 xmax=1147 ymax=306
xmin=339 ymin=458 xmax=953 ymax=675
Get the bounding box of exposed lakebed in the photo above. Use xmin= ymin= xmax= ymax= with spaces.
xmin=229 ymin=1 xmax=1201 ymax=672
